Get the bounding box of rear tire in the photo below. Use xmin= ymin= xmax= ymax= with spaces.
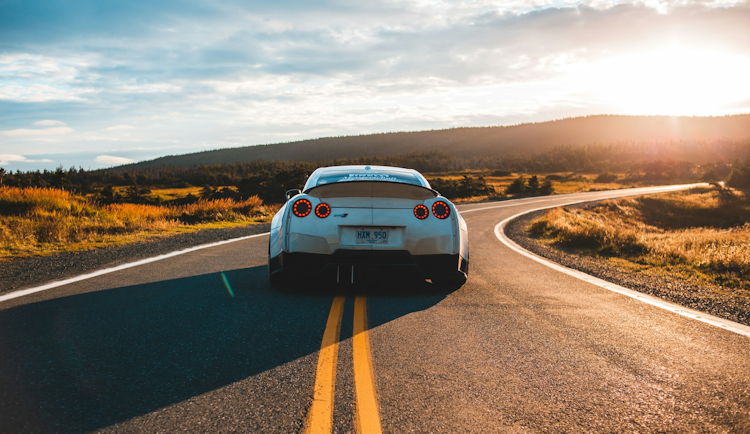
xmin=268 ymin=242 xmax=287 ymax=288
xmin=269 ymin=270 xmax=287 ymax=288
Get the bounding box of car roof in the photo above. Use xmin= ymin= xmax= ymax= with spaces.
xmin=303 ymin=165 xmax=431 ymax=191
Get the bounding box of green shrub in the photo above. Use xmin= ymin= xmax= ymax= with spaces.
xmin=505 ymin=177 xmax=526 ymax=195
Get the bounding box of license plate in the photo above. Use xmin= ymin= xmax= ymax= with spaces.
xmin=356 ymin=228 xmax=388 ymax=244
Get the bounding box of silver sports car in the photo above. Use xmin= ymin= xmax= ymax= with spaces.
xmin=268 ymin=165 xmax=469 ymax=287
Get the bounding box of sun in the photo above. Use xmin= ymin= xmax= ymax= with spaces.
xmin=568 ymin=47 xmax=750 ymax=116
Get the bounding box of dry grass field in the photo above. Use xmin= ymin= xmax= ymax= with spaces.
xmin=428 ymin=171 xmax=641 ymax=203
xmin=528 ymin=186 xmax=750 ymax=291
xmin=0 ymin=186 xmax=277 ymax=259
xmin=0 ymin=172 xmax=691 ymax=260
xmin=120 ymin=186 xmax=240 ymax=202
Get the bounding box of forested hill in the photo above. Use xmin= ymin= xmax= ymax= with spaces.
xmin=119 ymin=115 xmax=750 ymax=169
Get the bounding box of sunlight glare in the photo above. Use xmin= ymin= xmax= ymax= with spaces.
xmin=567 ymin=48 xmax=750 ymax=116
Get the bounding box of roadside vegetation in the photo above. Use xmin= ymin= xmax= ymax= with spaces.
xmin=0 ymin=170 xmax=681 ymax=260
xmin=0 ymin=158 xmax=711 ymax=260
xmin=3 ymin=149 xmax=745 ymax=260
xmin=527 ymin=185 xmax=750 ymax=291
xmin=427 ymin=171 xmax=684 ymax=203
xmin=0 ymin=186 xmax=276 ymax=259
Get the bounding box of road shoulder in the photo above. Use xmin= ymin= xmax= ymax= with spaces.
xmin=505 ymin=209 xmax=750 ymax=327
xmin=0 ymin=223 xmax=270 ymax=294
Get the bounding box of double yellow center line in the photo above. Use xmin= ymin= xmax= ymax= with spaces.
xmin=306 ymin=295 xmax=382 ymax=434
xmin=307 ymin=296 xmax=345 ymax=434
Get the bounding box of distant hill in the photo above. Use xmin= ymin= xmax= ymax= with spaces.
xmin=119 ymin=115 xmax=750 ymax=170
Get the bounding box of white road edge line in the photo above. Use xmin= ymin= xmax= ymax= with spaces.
xmin=459 ymin=184 xmax=702 ymax=214
xmin=492 ymin=195 xmax=750 ymax=339
xmin=0 ymin=232 xmax=271 ymax=303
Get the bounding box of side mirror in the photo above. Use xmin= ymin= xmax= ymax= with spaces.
xmin=285 ymin=189 xmax=301 ymax=201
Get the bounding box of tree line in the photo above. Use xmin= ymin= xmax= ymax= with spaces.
xmin=0 ymin=143 xmax=746 ymax=204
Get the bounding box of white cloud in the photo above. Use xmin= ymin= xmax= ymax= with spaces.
xmin=103 ymin=125 xmax=136 ymax=131
xmin=1 ymin=126 xmax=74 ymax=137
xmin=0 ymin=54 xmax=94 ymax=102
xmin=0 ymin=154 xmax=54 ymax=165
xmin=0 ymin=83 xmax=86 ymax=103
xmin=2 ymin=0 xmax=750 ymax=169
xmin=95 ymin=155 xmax=135 ymax=165
xmin=33 ymin=120 xmax=67 ymax=126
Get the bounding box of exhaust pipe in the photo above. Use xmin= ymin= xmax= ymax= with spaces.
xmin=335 ymin=265 xmax=354 ymax=284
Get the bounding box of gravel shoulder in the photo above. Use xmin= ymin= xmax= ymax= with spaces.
xmin=505 ymin=209 xmax=750 ymax=327
xmin=0 ymin=223 xmax=270 ymax=294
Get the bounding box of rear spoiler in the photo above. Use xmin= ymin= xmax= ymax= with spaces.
xmin=305 ymin=180 xmax=439 ymax=198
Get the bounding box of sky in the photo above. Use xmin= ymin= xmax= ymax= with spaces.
xmin=1 ymin=0 xmax=750 ymax=171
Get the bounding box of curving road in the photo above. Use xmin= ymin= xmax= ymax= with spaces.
xmin=1 ymin=185 xmax=749 ymax=433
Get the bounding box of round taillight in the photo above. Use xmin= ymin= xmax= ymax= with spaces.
xmin=432 ymin=201 xmax=450 ymax=219
xmin=315 ymin=203 xmax=331 ymax=218
xmin=414 ymin=204 xmax=429 ymax=219
xmin=292 ymin=198 xmax=312 ymax=217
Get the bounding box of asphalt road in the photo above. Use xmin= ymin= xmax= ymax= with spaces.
xmin=1 ymin=186 xmax=749 ymax=433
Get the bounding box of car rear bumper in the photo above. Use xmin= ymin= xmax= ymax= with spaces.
xmin=269 ymin=249 xmax=468 ymax=282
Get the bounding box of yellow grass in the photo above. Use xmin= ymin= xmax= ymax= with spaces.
xmin=528 ymin=187 xmax=750 ymax=290
xmin=437 ymin=171 xmax=639 ymax=203
xmin=0 ymin=186 xmax=277 ymax=259
xmin=150 ymin=186 xmax=205 ymax=196
xmin=149 ymin=186 xmax=240 ymax=201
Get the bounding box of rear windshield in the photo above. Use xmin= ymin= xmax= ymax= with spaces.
xmin=307 ymin=182 xmax=436 ymax=199
xmin=312 ymin=169 xmax=423 ymax=188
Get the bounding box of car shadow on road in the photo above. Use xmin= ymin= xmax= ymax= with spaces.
xmin=0 ymin=265 xmax=453 ymax=433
